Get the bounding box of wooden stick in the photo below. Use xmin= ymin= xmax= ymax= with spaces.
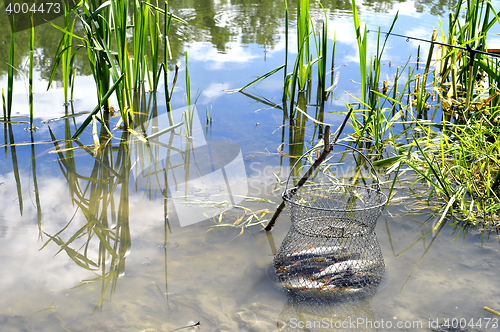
xmin=264 ymin=108 xmax=353 ymax=231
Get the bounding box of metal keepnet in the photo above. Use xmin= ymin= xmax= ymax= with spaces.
xmin=273 ymin=142 xmax=388 ymax=299
xmin=282 ymin=142 xmax=388 ymax=238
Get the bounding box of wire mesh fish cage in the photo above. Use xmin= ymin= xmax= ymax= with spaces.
xmin=274 ymin=225 xmax=385 ymax=299
xmin=273 ymin=143 xmax=387 ymax=298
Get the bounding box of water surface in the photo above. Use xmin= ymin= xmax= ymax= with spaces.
xmin=1 ymin=0 xmax=500 ymax=331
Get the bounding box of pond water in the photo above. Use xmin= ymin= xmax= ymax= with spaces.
xmin=1 ymin=0 xmax=500 ymax=331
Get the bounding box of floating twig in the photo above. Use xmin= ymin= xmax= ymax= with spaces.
xmin=484 ymin=306 xmax=500 ymax=316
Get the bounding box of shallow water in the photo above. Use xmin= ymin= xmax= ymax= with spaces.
xmin=1 ymin=0 xmax=500 ymax=331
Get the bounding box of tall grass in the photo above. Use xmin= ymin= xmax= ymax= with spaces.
xmin=3 ymin=17 xmax=15 ymax=121
xmin=352 ymin=0 xmax=368 ymax=107
xmin=48 ymin=0 xmax=79 ymax=107
xmin=296 ymin=0 xmax=311 ymax=91
xmin=236 ymin=0 xmax=332 ymax=120
xmin=47 ymin=0 xmax=186 ymax=138
xmin=367 ymin=0 xmax=500 ymax=226
xmin=29 ymin=15 xmax=34 ymax=129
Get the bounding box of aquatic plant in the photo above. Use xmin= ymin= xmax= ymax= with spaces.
xmin=47 ymin=0 xmax=186 ymax=138
xmin=235 ymin=0 xmax=333 ymax=118
xmin=48 ymin=0 xmax=78 ymax=106
xmin=2 ymin=17 xmax=15 ymax=121
xmin=327 ymin=0 xmax=500 ymax=226
xmin=28 ymin=15 xmax=34 ymax=129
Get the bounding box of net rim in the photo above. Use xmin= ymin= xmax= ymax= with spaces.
xmin=282 ymin=183 xmax=388 ymax=213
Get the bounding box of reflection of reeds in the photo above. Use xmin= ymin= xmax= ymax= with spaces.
xmin=384 ymin=214 xmax=446 ymax=292
xmin=43 ymin=124 xmax=133 ymax=312
xmin=7 ymin=124 xmax=23 ymax=216
xmin=41 ymin=81 xmax=209 ymax=309
xmin=30 ymin=131 xmax=42 ymax=238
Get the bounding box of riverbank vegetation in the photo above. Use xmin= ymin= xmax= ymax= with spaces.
xmin=236 ymin=0 xmax=500 ymax=229
xmin=1 ymin=0 xmax=500 ymax=230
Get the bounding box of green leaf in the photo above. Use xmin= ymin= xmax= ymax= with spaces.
xmin=372 ymin=155 xmax=405 ymax=167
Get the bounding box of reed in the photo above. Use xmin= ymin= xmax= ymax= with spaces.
xmin=29 ymin=15 xmax=34 ymax=129
xmin=5 ymin=17 xmax=15 ymax=121
xmin=416 ymin=30 xmax=436 ymax=116
xmin=352 ymin=0 xmax=367 ymax=106
xmin=376 ymin=94 xmax=500 ymax=224
xmin=149 ymin=1 xmax=161 ymax=91
xmin=48 ymin=0 xmax=78 ymax=106
xmin=348 ymin=3 xmax=500 ymax=223
xmin=30 ymin=130 xmax=42 ymax=238
xmin=296 ymin=0 xmax=311 ymax=91
xmin=283 ymin=0 xmax=289 ymax=102
xmin=47 ymin=0 xmax=186 ymax=137
xmin=313 ymin=1 xmax=328 ymax=100
xmin=235 ymin=0 xmax=331 ymax=122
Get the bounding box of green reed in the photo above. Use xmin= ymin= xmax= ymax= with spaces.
xmin=73 ymin=0 xmax=115 ymax=127
xmin=313 ymin=1 xmax=328 ymax=100
xmin=351 ymin=0 xmax=397 ymax=150
xmin=236 ymin=0 xmax=331 ymax=120
xmin=110 ymin=0 xmax=133 ymax=126
xmin=385 ymin=120 xmax=500 ymax=225
xmin=47 ymin=0 xmax=185 ymax=138
xmin=342 ymin=2 xmax=500 ymax=223
xmin=3 ymin=17 xmax=15 ymax=121
xmin=149 ymin=1 xmax=161 ymax=91
xmin=373 ymin=23 xmax=500 ymax=225
xmin=352 ymin=0 xmax=367 ymax=106
xmin=283 ymin=0 xmax=289 ymax=100
xmin=48 ymin=0 xmax=78 ymax=106
xmin=29 ymin=15 xmax=34 ymax=129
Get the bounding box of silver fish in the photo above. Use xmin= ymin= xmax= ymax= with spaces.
xmin=282 ymin=277 xmax=365 ymax=292
xmin=283 ymin=278 xmax=326 ymax=290
xmin=289 ymin=246 xmax=345 ymax=258
xmin=313 ymin=260 xmax=375 ymax=278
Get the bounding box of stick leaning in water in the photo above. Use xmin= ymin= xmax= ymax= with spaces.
xmin=264 ymin=108 xmax=353 ymax=231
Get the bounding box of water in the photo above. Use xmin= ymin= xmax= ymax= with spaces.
xmin=1 ymin=0 xmax=500 ymax=331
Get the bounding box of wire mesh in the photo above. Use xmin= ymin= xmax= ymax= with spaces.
xmin=273 ymin=143 xmax=387 ymax=299
xmin=284 ymin=183 xmax=386 ymax=236
xmin=274 ymin=225 xmax=384 ymax=299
